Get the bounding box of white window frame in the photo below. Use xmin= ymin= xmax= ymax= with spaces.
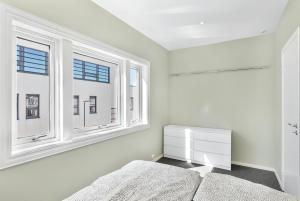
xmin=128 ymin=65 xmax=142 ymax=126
xmin=72 ymin=44 xmax=124 ymax=134
xmin=0 ymin=3 xmax=150 ymax=169
xmin=12 ymin=26 xmax=61 ymax=152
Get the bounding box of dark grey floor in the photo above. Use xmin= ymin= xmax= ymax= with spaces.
xmin=157 ymin=157 xmax=282 ymax=191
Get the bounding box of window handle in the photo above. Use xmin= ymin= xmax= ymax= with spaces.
xmin=32 ymin=134 xmax=47 ymax=142
xmin=288 ymin=123 xmax=298 ymax=129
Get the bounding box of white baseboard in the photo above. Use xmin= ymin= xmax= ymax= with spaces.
xmin=232 ymin=161 xmax=274 ymax=171
xmin=232 ymin=161 xmax=283 ymax=189
xmin=152 ymin=153 xmax=163 ymax=162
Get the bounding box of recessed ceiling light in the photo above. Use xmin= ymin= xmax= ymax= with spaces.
xmin=200 ymin=21 xmax=205 ymax=25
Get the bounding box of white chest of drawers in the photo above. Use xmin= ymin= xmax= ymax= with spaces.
xmin=164 ymin=125 xmax=232 ymax=170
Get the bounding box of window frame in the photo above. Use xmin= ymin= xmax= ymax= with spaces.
xmin=0 ymin=3 xmax=150 ymax=170
xmin=11 ymin=22 xmax=61 ymax=151
xmin=72 ymin=45 xmax=124 ymax=135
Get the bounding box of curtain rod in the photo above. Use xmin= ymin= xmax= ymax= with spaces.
xmin=169 ymin=65 xmax=269 ymax=77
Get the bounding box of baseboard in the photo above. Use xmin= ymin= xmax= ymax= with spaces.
xmin=152 ymin=153 xmax=163 ymax=162
xmin=232 ymin=161 xmax=283 ymax=190
xmin=232 ymin=161 xmax=274 ymax=172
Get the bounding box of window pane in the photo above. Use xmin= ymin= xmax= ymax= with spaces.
xmin=73 ymin=53 xmax=120 ymax=130
xmin=129 ymin=67 xmax=140 ymax=124
xmin=15 ymin=38 xmax=51 ymax=143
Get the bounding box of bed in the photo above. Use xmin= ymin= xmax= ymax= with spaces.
xmin=64 ymin=160 xmax=297 ymax=201
xmin=64 ymin=160 xmax=201 ymax=201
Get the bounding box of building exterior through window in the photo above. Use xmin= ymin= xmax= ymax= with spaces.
xmin=15 ymin=37 xmax=52 ymax=145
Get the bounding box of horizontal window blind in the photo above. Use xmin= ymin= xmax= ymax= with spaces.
xmin=17 ymin=45 xmax=49 ymax=75
xmin=73 ymin=59 xmax=110 ymax=83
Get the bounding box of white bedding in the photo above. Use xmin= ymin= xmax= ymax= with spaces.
xmin=63 ymin=160 xmax=201 ymax=201
xmin=194 ymin=173 xmax=297 ymax=201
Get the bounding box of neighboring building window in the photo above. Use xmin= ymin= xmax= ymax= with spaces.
xmin=130 ymin=97 xmax=134 ymax=111
xmin=17 ymin=43 xmax=49 ymax=75
xmin=111 ymin=107 xmax=117 ymax=123
xmin=73 ymin=95 xmax=79 ymax=115
xmin=73 ymin=58 xmax=110 ymax=83
xmin=89 ymin=96 xmax=97 ymax=114
xmin=26 ymin=94 xmax=40 ymax=119
xmin=17 ymin=94 xmax=19 ymax=120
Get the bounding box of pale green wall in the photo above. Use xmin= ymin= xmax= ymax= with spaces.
xmin=0 ymin=0 xmax=168 ymax=201
xmin=168 ymin=0 xmax=300 ymax=178
xmin=274 ymin=0 xmax=300 ymax=178
xmin=168 ymin=35 xmax=277 ymax=168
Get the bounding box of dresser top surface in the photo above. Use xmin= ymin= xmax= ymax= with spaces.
xmin=164 ymin=125 xmax=232 ymax=135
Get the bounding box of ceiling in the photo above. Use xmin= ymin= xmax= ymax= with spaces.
xmin=92 ymin=0 xmax=288 ymax=50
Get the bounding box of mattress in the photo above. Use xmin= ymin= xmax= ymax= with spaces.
xmin=194 ymin=173 xmax=297 ymax=201
xmin=63 ymin=160 xmax=201 ymax=201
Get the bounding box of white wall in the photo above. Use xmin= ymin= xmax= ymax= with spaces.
xmin=73 ymin=78 xmax=117 ymax=129
xmin=168 ymin=34 xmax=276 ymax=168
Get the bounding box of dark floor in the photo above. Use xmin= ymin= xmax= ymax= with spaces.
xmin=157 ymin=157 xmax=282 ymax=191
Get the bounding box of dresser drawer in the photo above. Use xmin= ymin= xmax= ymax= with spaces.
xmin=164 ymin=129 xmax=187 ymax=138
xmin=193 ymin=140 xmax=231 ymax=155
xmin=193 ymin=151 xmax=231 ymax=168
xmin=193 ymin=132 xmax=231 ymax=143
xmin=164 ymin=145 xmax=192 ymax=160
xmin=164 ymin=135 xmax=191 ymax=148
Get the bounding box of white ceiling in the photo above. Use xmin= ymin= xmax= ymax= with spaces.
xmin=92 ymin=0 xmax=288 ymax=50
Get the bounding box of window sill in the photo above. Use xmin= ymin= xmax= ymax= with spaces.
xmin=1 ymin=123 xmax=150 ymax=170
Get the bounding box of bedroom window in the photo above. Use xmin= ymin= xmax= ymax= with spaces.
xmin=12 ymin=29 xmax=59 ymax=150
xmin=129 ymin=67 xmax=141 ymax=125
xmin=72 ymin=48 xmax=121 ymax=132
xmin=0 ymin=4 xmax=149 ymax=169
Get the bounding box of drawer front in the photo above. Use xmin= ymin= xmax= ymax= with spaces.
xmin=194 ymin=140 xmax=231 ymax=155
xmin=164 ymin=145 xmax=191 ymax=160
xmin=193 ymin=132 xmax=231 ymax=143
xmin=164 ymin=136 xmax=189 ymax=148
xmin=164 ymin=129 xmax=187 ymax=138
xmin=193 ymin=151 xmax=231 ymax=168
